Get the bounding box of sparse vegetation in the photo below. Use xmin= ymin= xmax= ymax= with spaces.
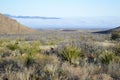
xmin=0 ymin=30 xmax=119 ymax=80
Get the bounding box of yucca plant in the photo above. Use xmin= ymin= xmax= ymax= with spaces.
xmin=59 ymin=45 xmax=83 ymax=64
xmin=6 ymin=41 xmax=19 ymax=51
xmin=99 ymin=50 xmax=115 ymax=64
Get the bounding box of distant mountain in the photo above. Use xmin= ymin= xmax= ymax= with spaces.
xmin=94 ymin=26 xmax=120 ymax=34
xmin=4 ymin=14 xmax=61 ymax=19
xmin=0 ymin=13 xmax=35 ymax=34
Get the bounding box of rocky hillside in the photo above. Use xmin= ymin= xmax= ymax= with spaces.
xmin=0 ymin=13 xmax=35 ymax=34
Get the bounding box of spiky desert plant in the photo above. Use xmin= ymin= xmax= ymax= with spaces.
xmin=59 ymin=45 xmax=84 ymax=64
xmin=99 ymin=50 xmax=115 ymax=64
xmin=6 ymin=41 xmax=19 ymax=51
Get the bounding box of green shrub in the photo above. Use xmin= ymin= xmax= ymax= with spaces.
xmin=6 ymin=41 xmax=19 ymax=51
xmin=99 ymin=50 xmax=115 ymax=64
xmin=111 ymin=32 xmax=120 ymax=40
xmin=18 ymin=41 xmax=41 ymax=54
xmin=25 ymin=56 xmax=35 ymax=68
xmin=59 ymin=45 xmax=84 ymax=64
xmin=30 ymin=41 xmax=41 ymax=53
xmin=112 ymin=56 xmax=120 ymax=63
xmin=18 ymin=42 xmax=30 ymax=54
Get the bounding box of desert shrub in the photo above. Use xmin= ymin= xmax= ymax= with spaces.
xmin=35 ymin=54 xmax=59 ymax=68
xmin=6 ymin=41 xmax=19 ymax=51
xmin=111 ymin=32 xmax=120 ymax=40
xmin=20 ymin=41 xmax=41 ymax=55
xmin=18 ymin=42 xmax=40 ymax=68
xmin=0 ymin=59 xmax=21 ymax=72
xmin=108 ymin=62 xmax=120 ymax=80
xmin=58 ymin=45 xmax=84 ymax=64
xmin=60 ymin=62 xmax=104 ymax=80
xmin=114 ymin=44 xmax=120 ymax=56
xmin=32 ymin=54 xmax=60 ymax=80
xmin=23 ymin=48 xmax=37 ymax=68
xmin=99 ymin=50 xmax=115 ymax=64
xmin=71 ymin=40 xmax=106 ymax=55
xmin=25 ymin=56 xmax=35 ymax=68
xmin=18 ymin=42 xmax=30 ymax=54
xmin=112 ymin=56 xmax=120 ymax=63
xmin=0 ymin=47 xmax=11 ymax=57
xmin=91 ymin=74 xmax=113 ymax=80
xmin=46 ymin=40 xmax=56 ymax=45
xmin=0 ymin=67 xmax=34 ymax=80
xmin=30 ymin=41 xmax=41 ymax=53
xmin=1 ymin=51 xmax=11 ymax=58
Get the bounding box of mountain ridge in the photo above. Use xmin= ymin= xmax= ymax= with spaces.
xmin=4 ymin=14 xmax=61 ymax=19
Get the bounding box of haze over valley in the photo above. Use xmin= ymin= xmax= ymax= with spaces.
xmin=4 ymin=14 xmax=120 ymax=29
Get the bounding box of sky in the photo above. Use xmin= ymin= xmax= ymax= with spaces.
xmin=0 ymin=0 xmax=120 ymax=17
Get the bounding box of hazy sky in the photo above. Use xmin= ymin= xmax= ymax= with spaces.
xmin=0 ymin=0 xmax=120 ymax=17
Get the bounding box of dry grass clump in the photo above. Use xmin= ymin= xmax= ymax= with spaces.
xmin=108 ymin=62 xmax=120 ymax=80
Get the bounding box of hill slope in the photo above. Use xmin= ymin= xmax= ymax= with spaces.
xmin=94 ymin=26 xmax=120 ymax=34
xmin=0 ymin=13 xmax=35 ymax=34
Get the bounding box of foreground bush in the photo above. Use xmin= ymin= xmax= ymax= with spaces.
xmin=58 ymin=45 xmax=84 ymax=64
xmin=6 ymin=41 xmax=19 ymax=51
xmin=111 ymin=32 xmax=120 ymax=40
xmin=99 ymin=50 xmax=116 ymax=64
